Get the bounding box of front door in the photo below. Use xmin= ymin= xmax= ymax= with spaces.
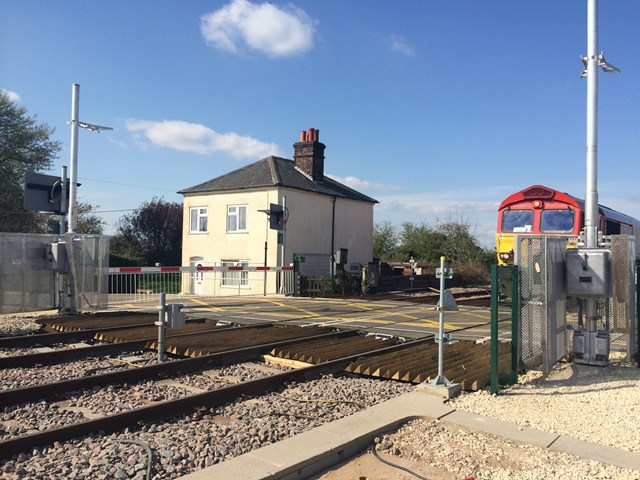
xmin=190 ymin=257 xmax=204 ymax=296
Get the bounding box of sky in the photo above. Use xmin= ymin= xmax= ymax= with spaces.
xmin=2 ymin=1 xmax=639 ymax=248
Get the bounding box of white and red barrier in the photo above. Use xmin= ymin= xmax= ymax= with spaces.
xmin=108 ymin=265 xmax=294 ymax=274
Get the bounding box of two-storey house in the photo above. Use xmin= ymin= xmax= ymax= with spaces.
xmin=179 ymin=128 xmax=377 ymax=295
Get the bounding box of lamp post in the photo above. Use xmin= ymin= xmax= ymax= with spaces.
xmin=67 ymin=83 xmax=112 ymax=233
xmin=581 ymin=0 xmax=619 ymax=344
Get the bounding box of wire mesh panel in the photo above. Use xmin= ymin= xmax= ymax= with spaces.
xmin=65 ymin=234 xmax=110 ymax=310
xmin=0 ymin=233 xmax=58 ymax=313
xmin=516 ymin=235 xmax=546 ymax=370
xmin=564 ymin=236 xmax=637 ymax=361
xmin=609 ymin=235 xmax=636 ymax=359
xmin=515 ymin=235 xmax=568 ymax=372
xmin=545 ymin=237 xmax=568 ymax=372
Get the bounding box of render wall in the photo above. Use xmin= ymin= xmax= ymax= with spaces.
xmin=181 ymin=187 xmax=374 ymax=294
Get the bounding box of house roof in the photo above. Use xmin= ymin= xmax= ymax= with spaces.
xmin=178 ymin=156 xmax=378 ymax=204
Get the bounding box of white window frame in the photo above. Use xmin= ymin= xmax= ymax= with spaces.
xmin=221 ymin=259 xmax=249 ymax=288
xmin=190 ymin=207 xmax=208 ymax=233
xmin=227 ymin=205 xmax=247 ymax=233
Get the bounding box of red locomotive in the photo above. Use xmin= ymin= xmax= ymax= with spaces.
xmin=496 ymin=185 xmax=640 ymax=265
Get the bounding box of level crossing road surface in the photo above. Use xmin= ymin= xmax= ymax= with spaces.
xmin=108 ymin=295 xmax=496 ymax=342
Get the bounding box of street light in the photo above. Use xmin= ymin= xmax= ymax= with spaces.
xmin=66 ymin=83 xmax=112 ymax=233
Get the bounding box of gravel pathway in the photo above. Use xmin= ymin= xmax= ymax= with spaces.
xmin=360 ymin=359 xmax=640 ymax=480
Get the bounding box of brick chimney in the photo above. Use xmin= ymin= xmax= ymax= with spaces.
xmin=293 ymin=128 xmax=325 ymax=181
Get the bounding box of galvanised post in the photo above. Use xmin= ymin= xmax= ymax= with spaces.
xmin=490 ymin=264 xmax=499 ymax=395
xmin=511 ymin=265 xmax=519 ymax=384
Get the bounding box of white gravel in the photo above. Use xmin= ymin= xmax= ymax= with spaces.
xmin=371 ymin=357 xmax=640 ymax=480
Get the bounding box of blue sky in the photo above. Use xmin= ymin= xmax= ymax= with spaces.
xmin=2 ymin=1 xmax=639 ymax=247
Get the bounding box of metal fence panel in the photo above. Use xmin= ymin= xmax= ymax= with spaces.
xmin=562 ymin=235 xmax=636 ymax=361
xmin=65 ymin=234 xmax=110 ymax=310
xmin=294 ymin=253 xmax=332 ymax=276
xmin=107 ymin=265 xmax=294 ymax=305
xmin=545 ymin=237 xmax=568 ymax=371
xmin=0 ymin=233 xmax=58 ymax=313
xmin=515 ymin=235 xmax=568 ymax=372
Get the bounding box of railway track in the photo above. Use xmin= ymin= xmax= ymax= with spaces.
xmin=0 ymin=307 xmax=510 ymax=477
xmin=0 ymin=326 xmax=411 ymax=460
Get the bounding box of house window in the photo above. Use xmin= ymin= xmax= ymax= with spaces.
xmin=222 ymin=260 xmax=248 ymax=287
xmin=227 ymin=205 xmax=247 ymax=232
xmin=190 ymin=207 xmax=208 ymax=233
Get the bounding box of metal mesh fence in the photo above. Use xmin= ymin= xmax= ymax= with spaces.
xmin=517 ymin=236 xmax=546 ymax=370
xmin=563 ymin=235 xmax=637 ymax=360
xmin=0 ymin=233 xmax=58 ymax=313
xmin=65 ymin=234 xmax=110 ymax=310
xmin=515 ymin=235 xmax=569 ymax=372
xmin=517 ymin=234 xmax=637 ymax=369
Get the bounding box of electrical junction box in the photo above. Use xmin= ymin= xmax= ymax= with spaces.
xmin=168 ymin=304 xmax=186 ymax=329
xmin=45 ymin=242 xmax=68 ymax=273
xmin=566 ymin=248 xmax=611 ymax=297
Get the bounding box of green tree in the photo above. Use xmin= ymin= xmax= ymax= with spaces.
xmin=437 ymin=219 xmax=492 ymax=266
xmin=373 ymin=221 xmax=399 ymax=261
xmin=76 ymin=202 xmax=105 ymax=235
xmin=396 ymin=222 xmax=447 ymax=262
xmin=0 ymin=91 xmax=61 ymax=232
xmin=114 ymin=197 xmax=183 ymax=266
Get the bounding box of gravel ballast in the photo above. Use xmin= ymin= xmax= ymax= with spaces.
xmin=3 ymin=311 xmax=640 ymax=479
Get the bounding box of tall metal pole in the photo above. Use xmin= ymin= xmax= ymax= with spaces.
xmin=435 ymin=256 xmax=447 ymax=384
xmin=584 ymin=0 xmax=599 ymax=250
xmin=280 ymin=195 xmax=287 ymax=268
xmin=68 ymin=83 xmax=80 ymax=233
xmin=59 ymin=166 xmax=68 ymax=235
xmin=584 ymin=0 xmax=599 ymax=333
xmin=280 ymin=195 xmax=287 ymax=294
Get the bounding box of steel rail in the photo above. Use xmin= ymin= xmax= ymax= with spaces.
xmin=0 ymin=334 xmax=428 ymax=460
xmin=0 ymin=329 xmax=355 ymax=408
xmin=0 ymin=323 xmax=267 ymax=369
xmin=0 ymin=317 xmax=207 ymax=349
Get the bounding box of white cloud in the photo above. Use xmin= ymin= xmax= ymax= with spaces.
xmin=1 ymin=89 xmax=21 ymax=102
xmin=125 ymin=119 xmax=280 ymax=159
xmin=201 ymin=0 xmax=315 ymax=57
xmin=326 ymin=174 xmax=401 ymax=191
xmin=388 ymin=34 xmax=415 ymax=56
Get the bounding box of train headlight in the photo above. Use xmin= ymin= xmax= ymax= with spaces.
xmin=533 ymin=200 xmax=543 ymax=209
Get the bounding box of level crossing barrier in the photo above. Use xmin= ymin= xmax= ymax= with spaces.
xmin=108 ymin=264 xmax=294 ymax=304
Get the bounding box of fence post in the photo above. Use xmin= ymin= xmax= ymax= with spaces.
xmin=511 ymin=265 xmax=520 ymax=383
xmin=155 ymin=293 xmax=167 ymax=362
xmin=490 ymin=264 xmax=499 ymax=394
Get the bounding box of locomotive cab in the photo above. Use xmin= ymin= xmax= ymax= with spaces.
xmin=496 ymin=186 xmax=581 ymax=265
xmin=496 ymin=185 xmax=640 ymax=265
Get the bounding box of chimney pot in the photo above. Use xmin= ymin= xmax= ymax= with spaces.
xmin=293 ymin=127 xmax=325 ymax=181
